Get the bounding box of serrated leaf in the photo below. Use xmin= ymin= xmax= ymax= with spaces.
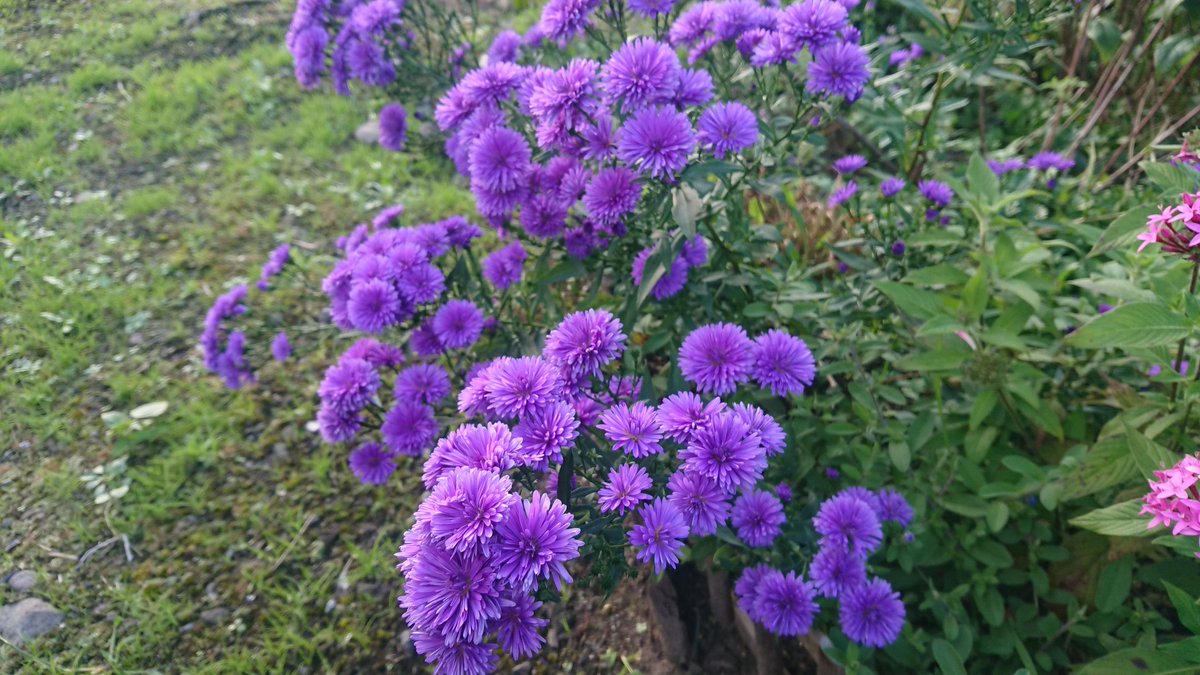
xmin=1066 ymin=302 xmax=1190 ymax=349
xmin=1070 ymin=500 xmax=1154 ymax=537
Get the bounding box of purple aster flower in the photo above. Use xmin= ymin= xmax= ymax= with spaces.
xmin=1098 ymin=303 xmax=1114 ymax=314
xmin=631 ymin=247 xmax=691 ymax=300
xmin=318 ymin=357 xmax=380 ymax=414
xmin=600 ymin=38 xmax=680 ymax=112
xmin=731 ymin=489 xmax=786 ymax=547
xmin=373 ymin=204 xmax=406 ymax=228
xmin=598 ymin=463 xmax=654 ymax=514
xmin=348 ymin=442 xmax=396 ymax=485
xmin=617 ymin=106 xmax=695 ymax=180
xmin=778 ymin=0 xmax=847 ymax=50
xmin=669 ymin=2 xmax=717 ymax=48
xmin=527 ymin=59 xmax=601 ymax=148
xmin=666 ymin=470 xmax=731 ymax=535
xmin=460 ymin=62 xmax=527 ymax=106
xmin=397 ymin=263 xmax=445 ymax=304
xmin=345 ymin=38 xmax=396 ymax=87
xmin=880 ymin=176 xmax=905 ymax=197
xmin=343 ymin=338 xmax=405 ymax=368
xmin=513 ymin=401 xmax=578 ymax=467
xmin=680 ymin=412 xmax=766 ymax=491
xmin=271 ymin=331 xmax=291 ymax=362
xmin=484 ymin=356 xmax=563 ymax=419
xmin=810 ymin=543 xmax=867 ymax=598
xmin=423 ymin=467 xmax=517 ymax=554
xmin=628 ymin=497 xmax=690 ymax=575
xmin=713 ymin=0 xmax=775 ymax=41
xmin=317 ymin=404 xmax=360 ymax=443
xmin=833 ymin=154 xmax=867 ymax=174
xmin=679 ymin=323 xmax=754 ymax=395
xmin=806 ymin=41 xmax=869 ymax=100
xmin=753 ymin=570 xmax=819 ymax=637
xmin=987 ymin=158 xmax=1025 ymax=175
xmin=409 ymin=321 xmax=445 ymax=358
xmin=470 ymin=125 xmax=532 ymax=193
xmin=378 ymin=103 xmax=407 ymax=151
xmin=657 ymin=392 xmax=726 ymax=443
xmin=730 ymin=402 xmax=786 ymax=455
xmin=495 ymin=592 xmax=547 ymax=659
xmin=394 ymin=364 xmax=451 ymax=405
xmin=629 ymin=0 xmax=674 ymax=16
xmin=290 ymin=25 xmax=328 ymax=89
xmin=520 ymin=194 xmax=569 ymax=238
xmin=828 ymin=180 xmax=859 ymax=208
xmin=487 ymin=29 xmax=522 ymax=63
xmin=350 ymin=0 xmax=400 ymax=34
xmin=400 ymin=547 xmax=503 ymax=647
xmin=494 ymin=491 xmax=582 ymax=590
xmin=874 ymin=488 xmax=913 ymax=526
xmin=599 ymin=401 xmax=664 ymax=458
xmin=751 ymin=329 xmax=817 ymax=396
xmin=544 ymin=309 xmax=627 ymax=378
xmin=681 ymin=235 xmax=708 ymax=267
xmin=482 ymin=240 xmax=527 ymax=289
xmin=580 ymin=114 xmax=618 ymax=161
xmin=440 ymin=215 xmax=483 ymax=248
xmin=347 ymin=278 xmax=404 ymax=333
xmin=734 ymin=563 xmax=773 ymax=620
xmin=422 ymin=422 xmax=522 ymax=488
xmin=813 ymin=493 xmax=883 ymax=556
xmin=776 ymin=482 xmax=793 ymax=503
xmin=1027 ymin=151 xmax=1075 ymax=172
xmin=891 ymin=239 xmax=906 ymax=257
xmin=918 ymin=179 xmax=954 ymax=207
xmin=839 ymin=578 xmax=905 ymax=647
xmin=583 ymin=167 xmax=642 ymax=225
xmin=671 ymin=68 xmax=715 ymax=107
xmin=432 ymin=299 xmax=485 ymax=350
xmin=382 ymin=400 xmax=438 ymax=456
xmin=696 ymin=102 xmax=759 ymax=160
xmin=750 ymin=31 xmax=801 ymax=66
xmin=257 ymin=243 xmax=291 ymax=290
xmin=538 ymin=0 xmax=602 ymax=46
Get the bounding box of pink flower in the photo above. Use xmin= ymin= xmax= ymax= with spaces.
xmin=1141 ymin=455 xmax=1200 ymax=555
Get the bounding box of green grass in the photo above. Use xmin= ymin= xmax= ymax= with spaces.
xmin=0 ymin=1 xmax=464 ymax=671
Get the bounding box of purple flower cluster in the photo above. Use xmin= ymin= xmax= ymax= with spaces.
xmin=257 ymin=244 xmax=291 ymax=290
xmin=678 ymin=323 xmax=816 ymax=396
xmin=287 ymin=0 xmax=406 ymax=94
xmin=630 ymin=234 xmax=709 ymax=301
xmin=201 ymin=285 xmax=252 ymax=389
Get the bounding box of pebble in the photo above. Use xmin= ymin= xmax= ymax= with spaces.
xmin=7 ymin=570 xmax=36 ymax=593
xmin=200 ymin=607 xmax=229 ymax=625
xmin=0 ymin=598 xmax=64 ymax=645
xmin=354 ymin=119 xmax=381 ymax=145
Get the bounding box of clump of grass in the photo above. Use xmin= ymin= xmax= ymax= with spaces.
xmin=68 ymin=62 xmax=130 ymax=93
xmin=122 ymin=186 xmax=180 ymax=219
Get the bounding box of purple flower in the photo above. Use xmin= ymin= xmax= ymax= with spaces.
xmin=344 ymin=38 xmax=396 ymax=87
xmin=810 ymin=543 xmax=867 ymax=598
xmin=601 ymin=38 xmax=680 ymax=111
xmin=730 ymin=402 xmax=785 ymax=455
xmin=734 ymin=563 xmax=773 ymax=620
xmin=396 ymin=263 xmax=445 ymax=304
xmin=753 ymin=570 xmax=819 ymax=637
xmin=460 ymin=62 xmax=527 ymax=106
xmin=629 ymin=0 xmax=675 ymax=16
xmin=880 ymin=176 xmax=905 ymax=197
xmin=696 ymin=102 xmax=759 ymax=160
xmin=544 ymin=309 xmax=627 ymax=378
xmin=382 ymin=400 xmax=438 ymax=456
xmin=484 ymin=356 xmax=563 ymax=419
xmin=806 ymin=41 xmax=869 ymax=100
xmin=828 ymin=180 xmax=859 ymax=207
xmin=1027 ymin=151 xmax=1075 ymax=172
xmin=833 ymin=154 xmax=867 ymax=174
xmin=513 ymin=401 xmax=579 ymax=467
xmin=394 ymin=364 xmax=451 ymax=405
xmin=400 ymin=547 xmax=503 ymax=647
xmin=681 ymin=235 xmax=708 ymax=267
xmin=494 ymin=491 xmax=582 ymax=590
xmin=373 ymin=204 xmax=405 ymax=228
xmin=318 ymin=357 xmax=380 ymax=414
xmin=424 ymin=467 xmax=517 ymax=554
xmin=598 ymin=464 xmax=654 ymax=514
xmin=750 ymin=31 xmax=801 ymax=66
xmin=671 ymin=68 xmax=715 ymax=107
xmin=666 ymin=470 xmax=731 ymax=535
xmin=631 ymin=246 xmax=691 ymax=300
xmin=779 ymin=0 xmax=847 ymax=50
xmin=617 ymin=106 xmax=695 ymax=180
xmin=350 ymin=0 xmax=401 ymax=34
xmin=538 ymin=0 xmax=602 ymax=46
xmin=657 ymin=392 xmax=726 ymax=443
xmin=680 ymin=412 xmax=766 ymax=491
xmin=918 ymin=179 xmax=954 ymax=207
xmin=422 ymin=422 xmax=522 ymax=488
xmin=257 ymin=243 xmax=291 ymax=290
xmin=378 ymin=103 xmax=407 ymax=151
xmin=669 ymin=3 xmax=717 ymax=48
xmin=495 ymin=592 xmax=547 ymax=659
xmin=583 ymin=167 xmax=642 ymax=225
xmin=839 ymin=578 xmax=905 ymax=647
xmin=343 ymin=338 xmax=405 ymax=368
xmin=470 ymin=126 xmax=532 ymax=192
xmin=713 ymin=0 xmax=775 ymax=41
xmin=731 ymin=489 xmax=786 ymax=547
xmin=599 ymin=401 xmax=664 ymax=458
xmin=628 ymin=498 xmax=690 ymax=575
xmin=290 ymin=26 xmax=328 ymax=89
xmin=433 ymin=299 xmax=485 ymax=350
xmin=347 ymin=442 xmax=396 ymax=485
xmin=987 ymin=158 xmax=1025 ymax=175
xmin=347 ymin=278 xmax=404 ymax=333
xmin=874 ymin=488 xmax=914 ymax=526
xmin=679 ymin=323 xmax=754 ymax=394
xmin=1098 ymin=303 xmax=1114 ymax=314
xmin=813 ymin=493 xmax=883 ymax=556
xmin=891 ymin=240 xmax=906 ymax=257
xmin=271 ymin=331 xmax=291 ymax=362
xmin=409 ymin=321 xmax=445 ymax=358
xmin=520 ymin=194 xmax=569 ymax=238
xmin=776 ymin=482 xmax=793 ymax=502
xmin=751 ymin=329 xmax=816 ymax=396
xmin=482 ymin=240 xmax=527 ymax=289
xmin=318 ymin=404 xmax=360 ymax=443
xmin=487 ymin=30 xmax=522 ymax=63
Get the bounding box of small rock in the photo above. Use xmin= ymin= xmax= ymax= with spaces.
xmin=199 ymin=608 xmax=229 ymax=625
xmin=355 ymin=119 xmax=381 ymax=145
xmin=0 ymin=598 xmax=64 ymax=645
xmin=179 ymin=622 xmax=195 ymax=634
xmin=7 ymin=570 xmax=36 ymax=593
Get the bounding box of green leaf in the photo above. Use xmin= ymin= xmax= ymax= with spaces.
xmin=1088 ymin=204 xmax=1159 ymax=258
xmin=1143 ymin=161 xmax=1200 ymax=195
xmin=875 ymin=281 xmax=945 ymax=319
xmin=1068 ymin=278 xmax=1157 ymax=303
xmin=1095 ymin=557 xmax=1133 ymax=612
xmin=932 ymin=638 xmax=968 ymax=675
xmin=1066 ymin=302 xmax=1191 ymax=349
xmin=986 ymin=502 xmax=1010 ymax=533
xmin=976 ymin=586 xmax=1005 ymax=627
xmin=533 ymin=258 xmax=585 ymax=286
xmin=962 ymin=267 xmax=988 ymax=321
xmin=1124 ymin=422 xmax=1180 ymax=481
xmin=970 ymin=390 xmax=998 ymax=430
xmin=1155 ymin=34 xmax=1200 ymax=79
xmin=889 ymin=441 xmax=911 ymax=472
xmin=1063 ymin=437 xmax=1140 ymax=500
xmin=966 ymin=153 xmax=1000 ymax=205
xmin=905 ymin=264 xmax=970 ymax=286
xmin=895 ymin=349 xmax=970 ymax=372
xmin=1087 ymin=16 xmax=1122 ymax=63
xmin=1165 ymin=581 xmax=1200 ymax=634
xmin=671 ymin=184 xmax=703 ymax=237
xmin=918 ymin=315 xmax=968 ymax=337
xmin=943 ymin=494 xmax=989 ymax=518
xmin=970 ymin=539 xmax=1014 ymax=567
xmin=1016 ymin=398 xmax=1063 ymax=439
xmin=1070 ymin=500 xmax=1154 ymax=537
xmin=1077 ymin=646 xmax=1200 ymax=675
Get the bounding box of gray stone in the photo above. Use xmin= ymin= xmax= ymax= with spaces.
xmin=354 ymin=119 xmax=381 ymax=145
xmin=7 ymin=570 xmax=36 ymax=593
xmin=0 ymin=598 xmax=64 ymax=645
xmin=199 ymin=607 xmax=229 ymax=625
